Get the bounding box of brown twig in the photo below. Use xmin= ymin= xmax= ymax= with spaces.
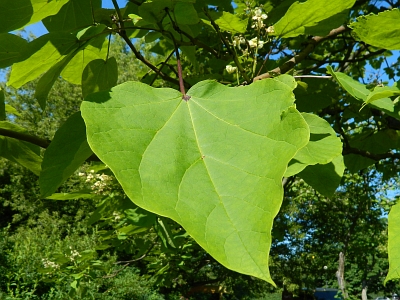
xmin=0 ymin=128 xmax=99 ymax=161
xmin=253 ymin=26 xmax=348 ymax=81
xmin=111 ymin=0 xmax=188 ymax=88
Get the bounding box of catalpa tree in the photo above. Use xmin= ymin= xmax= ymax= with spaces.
xmin=1 ymin=0 xmax=400 ymax=287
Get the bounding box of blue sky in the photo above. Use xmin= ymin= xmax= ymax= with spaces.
xmin=21 ymin=0 xmax=126 ymax=37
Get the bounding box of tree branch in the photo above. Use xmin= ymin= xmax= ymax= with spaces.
xmin=0 ymin=128 xmax=50 ymax=148
xmin=253 ymin=26 xmax=348 ymax=81
xmin=0 ymin=128 xmax=99 ymax=161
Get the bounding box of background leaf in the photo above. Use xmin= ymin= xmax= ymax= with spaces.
xmin=273 ymin=0 xmax=355 ymax=38
xmin=82 ymin=57 xmax=118 ymax=98
xmin=350 ymin=9 xmax=400 ymax=50
xmin=385 ymin=202 xmax=400 ymax=284
xmin=40 ymin=112 xmax=93 ymax=198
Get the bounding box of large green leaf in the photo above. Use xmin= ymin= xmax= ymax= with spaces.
xmin=385 ymin=202 xmax=400 ymax=284
xmin=61 ymin=37 xmax=109 ymax=85
xmin=350 ymin=9 xmax=400 ymax=50
xmin=40 ymin=112 xmax=93 ymax=198
xmin=82 ymin=57 xmax=118 ymax=98
xmin=0 ymin=34 xmax=28 ymax=69
xmin=0 ymin=0 xmax=69 ymax=33
xmin=81 ymin=76 xmax=310 ymax=283
xmin=42 ymin=0 xmax=101 ymax=32
xmin=8 ymin=32 xmax=79 ymax=89
xmin=284 ymin=113 xmax=342 ymax=177
xmin=272 ymin=0 xmax=355 ymax=38
xmin=0 ymin=0 xmax=33 ymax=33
xmin=298 ymin=155 xmax=345 ymax=198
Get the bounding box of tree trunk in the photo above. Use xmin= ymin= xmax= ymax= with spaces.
xmin=336 ymin=252 xmax=349 ymax=299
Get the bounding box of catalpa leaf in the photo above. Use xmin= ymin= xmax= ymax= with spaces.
xmin=81 ymin=76 xmax=310 ymax=284
xmin=298 ymin=155 xmax=345 ymax=198
xmin=43 ymin=0 xmax=101 ymax=32
xmin=40 ymin=112 xmax=93 ymax=198
xmin=0 ymin=33 xmax=28 ymax=69
xmin=386 ymin=202 xmax=400 ymax=284
xmin=213 ymin=11 xmax=248 ymax=33
xmin=0 ymin=0 xmax=69 ymax=33
xmin=284 ymin=113 xmax=342 ymax=177
xmin=351 ymin=9 xmax=400 ymax=50
xmin=8 ymin=32 xmax=79 ymax=89
xmin=273 ymin=0 xmax=355 ymax=38
xmin=61 ymin=37 xmax=109 ymax=85
xmin=82 ymin=57 xmax=118 ymax=98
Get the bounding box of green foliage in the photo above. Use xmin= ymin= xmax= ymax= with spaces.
xmin=1 ymin=0 xmax=400 ymax=297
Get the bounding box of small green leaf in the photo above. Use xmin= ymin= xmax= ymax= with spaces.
xmin=128 ymin=14 xmax=143 ymax=25
xmin=40 ymin=112 xmax=93 ymax=198
xmin=213 ymin=11 xmax=248 ymax=33
xmin=284 ymin=113 xmax=342 ymax=177
xmin=43 ymin=0 xmax=102 ymax=32
xmin=0 ymin=136 xmax=42 ymax=175
xmin=343 ymin=154 xmax=376 ymax=173
xmin=0 ymin=33 xmax=29 ymax=69
xmin=174 ymin=2 xmax=199 ymax=25
xmin=351 ymin=9 xmax=400 ymax=50
xmin=385 ymin=202 xmax=400 ymax=284
xmin=145 ymin=31 xmax=162 ymax=43
xmin=61 ymin=37 xmax=109 ymax=85
xmin=138 ymin=0 xmax=173 ymax=24
xmin=82 ymin=57 xmax=118 ymax=98
xmin=365 ymin=85 xmax=400 ymax=104
xmin=273 ymin=0 xmax=355 ymax=38
xmin=327 ymin=65 xmax=369 ymax=100
xmin=5 ymin=105 xmax=21 ymax=117
xmin=0 ymin=89 xmax=5 ymax=121
xmin=45 ymin=191 xmax=96 ymax=200
xmin=81 ymin=76 xmax=310 ymax=284
xmin=8 ymin=32 xmax=79 ymax=89
xmin=76 ymin=24 xmax=107 ymax=41
xmin=298 ymin=155 xmax=345 ymax=198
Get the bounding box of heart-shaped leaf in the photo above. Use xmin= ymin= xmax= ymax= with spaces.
xmin=81 ymin=76 xmax=310 ymax=284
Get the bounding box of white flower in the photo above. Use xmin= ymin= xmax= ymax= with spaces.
xmin=323 ymin=265 xmax=328 ymax=270
xmin=249 ymin=38 xmax=264 ymax=49
xmin=42 ymin=258 xmax=60 ymax=269
xmin=226 ymin=65 xmax=237 ymax=74
xmin=266 ymin=26 xmax=275 ymax=33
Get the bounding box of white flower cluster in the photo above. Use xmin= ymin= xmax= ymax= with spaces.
xmin=226 ymin=65 xmax=237 ymax=74
xmin=112 ymin=211 xmax=122 ymax=222
xmin=68 ymin=246 xmax=81 ymax=262
xmin=251 ymin=7 xmax=268 ymax=30
xmin=79 ymin=170 xmax=113 ymax=194
xmin=42 ymin=258 xmax=60 ymax=269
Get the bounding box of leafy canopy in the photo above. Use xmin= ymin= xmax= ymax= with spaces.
xmin=1 ymin=0 xmax=400 ymax=289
